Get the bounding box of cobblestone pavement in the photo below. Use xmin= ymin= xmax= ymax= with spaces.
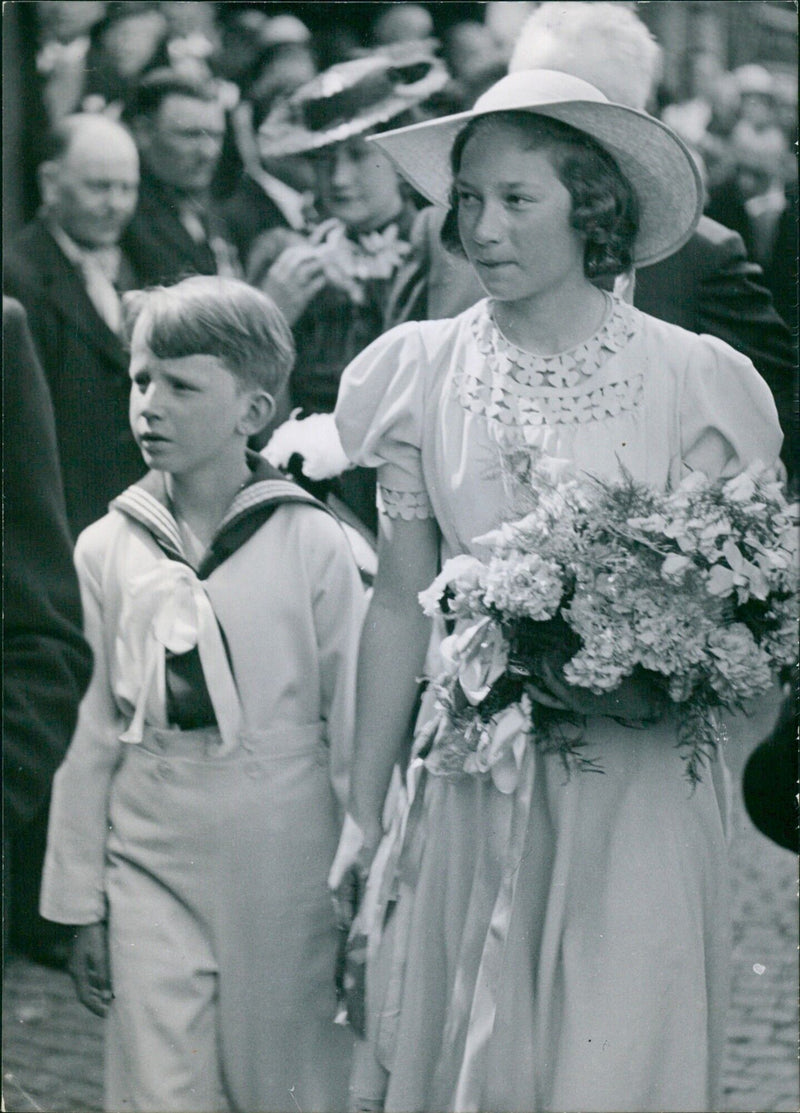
xmin=3 ymin=701 xmax=797 ymax=1113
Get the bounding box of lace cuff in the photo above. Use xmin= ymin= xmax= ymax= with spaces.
xmin=377 ymin=485 xmax=434 ymax=520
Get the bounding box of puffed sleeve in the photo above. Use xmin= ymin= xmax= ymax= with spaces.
xmin=335 ymin=321 xmax=435 ymax=520
xmin=680 ymin=334 xmax=783 ymax=480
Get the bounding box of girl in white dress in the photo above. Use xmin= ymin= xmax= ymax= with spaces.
xmin=330 ymin=71 xmax=783 ymax=1113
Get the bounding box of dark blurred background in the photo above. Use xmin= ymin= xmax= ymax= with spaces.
xmin=4 ymin=1 xmax=797 ymax=239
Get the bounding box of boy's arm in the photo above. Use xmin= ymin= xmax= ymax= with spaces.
xmin=70 ymin=922 xmax=113 ymax=1017
xmin=40 ymin=526 xmax=126 ymax=926
xmin=308 ymin=515 xmax=367 ymax=812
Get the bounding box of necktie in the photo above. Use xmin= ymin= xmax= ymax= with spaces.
xmin=79 ymin=250 xmax=123 ymax=334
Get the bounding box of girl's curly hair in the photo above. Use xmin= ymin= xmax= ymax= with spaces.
xmin=440 ymin=111 xmax=639 ymax=279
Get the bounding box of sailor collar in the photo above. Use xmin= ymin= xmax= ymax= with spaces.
xmin=111 ymin=452 xmax=329 ymax=579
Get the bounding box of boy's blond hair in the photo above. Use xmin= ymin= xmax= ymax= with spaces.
xmin=123 ymin=276 xmax=295 ymax=397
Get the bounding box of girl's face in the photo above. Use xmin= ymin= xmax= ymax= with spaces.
xmin=312 ymin=134 xmax=404 ymax=232
xmin=455 ymin=120 xmax=586 ymax=304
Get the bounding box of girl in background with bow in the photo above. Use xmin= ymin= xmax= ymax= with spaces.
xmin=248 ymin=48 xmax=449 ymax=534
xmin=39 ymin=276 xmax=365 ymax=1113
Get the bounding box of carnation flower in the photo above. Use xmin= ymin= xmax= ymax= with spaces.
xmin=706 ymin=624 xmax=774 ymax=703
xmin=483 ymin=553 xmax=563 ymax=620
xmin=263 ymin=411 xmax=351 ymax=480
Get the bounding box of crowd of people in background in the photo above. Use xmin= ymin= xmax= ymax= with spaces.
xmin=2 ymin=4 xmax=797 ymax=1107
xmin=6 ymin=3 xmax=797 ymax=533
xmin=16 ymin=0 xmax=800 ymax=326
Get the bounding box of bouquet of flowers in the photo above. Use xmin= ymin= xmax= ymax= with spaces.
xmin=418 ymin=457 xmax=798 ymax=786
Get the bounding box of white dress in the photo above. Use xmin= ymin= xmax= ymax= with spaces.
xmin=334 ymin=296 xmax=782 ymax=1113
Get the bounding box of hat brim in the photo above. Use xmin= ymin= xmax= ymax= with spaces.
xmin=368 ymin=100 xmax=703 ymax=267
xmin=258 ymin=70 xmax=449 ymax=159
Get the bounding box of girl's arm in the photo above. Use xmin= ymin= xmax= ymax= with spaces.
xmin=338 ymin=512 xmax=439 ymax=870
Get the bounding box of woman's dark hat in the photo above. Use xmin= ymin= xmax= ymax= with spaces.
xmin=257 ymin=47 xmax=449 ymax=158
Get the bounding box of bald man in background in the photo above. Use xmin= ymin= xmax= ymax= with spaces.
xmin=4 ymin=113 xmax=145 ymax=537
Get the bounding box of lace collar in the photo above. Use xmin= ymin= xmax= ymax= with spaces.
xmin=459 ymin=295 xmax=641 ymax=431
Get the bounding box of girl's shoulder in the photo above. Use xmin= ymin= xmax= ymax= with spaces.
xmin=632 ymin=304 xmax=725 ymax=357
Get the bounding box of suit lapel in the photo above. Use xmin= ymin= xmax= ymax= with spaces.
xmin=137 ymin=178 xmax=216 ymax=273
xmin=33 ymin=222 xmax=130 ymax=371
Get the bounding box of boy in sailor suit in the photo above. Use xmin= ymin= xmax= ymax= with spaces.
xmin=40 ymin=276 xmax=364 ymax=1113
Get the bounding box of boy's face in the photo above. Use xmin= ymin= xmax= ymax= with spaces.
xmin=129 ymin=329 xmax=260 ymax=478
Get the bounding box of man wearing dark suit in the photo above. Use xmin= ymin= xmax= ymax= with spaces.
xmin=221 ymin=166 xmax=315 ymax=274
xmin=4 ymin=113 xmax=146 ymax=538
xmin=3 ymin=297 xmax=93 ymax=961
xmin=122 ymin=69 xmax=239 ymax=285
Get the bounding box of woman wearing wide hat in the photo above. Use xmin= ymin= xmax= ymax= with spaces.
xmin=250 ymin=48 xmax=448 ymax=533
xmin=328 ymin=70 xmax=783 ymax=1111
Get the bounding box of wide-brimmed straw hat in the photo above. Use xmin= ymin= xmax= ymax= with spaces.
xmin=368 ymin=69 xmax=704 ymax=266
xmin=257 ymin=48 xmax=449 ymax=159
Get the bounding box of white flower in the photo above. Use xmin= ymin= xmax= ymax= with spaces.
xmin=448 ymin=618 xmax=509 ymax=705
xmin=706 ymin=539 xmax=770 ymax=602
xmin=483 ymin=553 xmax=563 ymax=619
xmin=721 ymin=460 xmax=774 ymax=503
xmin=761 ymin=608 xmax=800 ymax=667
xmin=418 ymin=555 xmax=488 ymax=617
xmin=706 ymin=624 xmax=773 ymax=702
xmin=262 ymin=411 xmax=352 ymax=480
xmin=463 ymin=697 xmax=532 ymax=793
xmin=661 ymin=553 xmax=693 ymax=581
xmin=675 ymin=470 xmax=712 ymax=495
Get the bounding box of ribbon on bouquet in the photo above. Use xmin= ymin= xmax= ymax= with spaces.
xmin=434 ymin=615 xmax=532 ymax=794
xmin=440 ymin=616 xmax=507 ymax=704
xmin=446 ymin=745 xmax=537 ymax=1111
xmin=116 ymin=561 xmax=242 ymax=753
xmin=363 ymin=618 xmax=537 ymax=1094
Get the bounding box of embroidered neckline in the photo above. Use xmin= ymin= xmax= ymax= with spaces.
xmin=491 ymin=291 xmax=614 ymax=362
xmin=483 ymin=294 xmax=637 ymax=379
xmin=458 ymin=296 xmax=641 ymax=433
